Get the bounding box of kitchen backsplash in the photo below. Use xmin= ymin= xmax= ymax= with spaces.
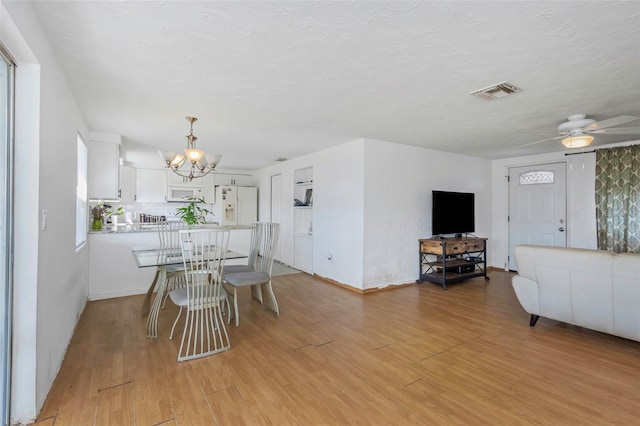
xmin=90 ymin=201 xmax=217 ymax=223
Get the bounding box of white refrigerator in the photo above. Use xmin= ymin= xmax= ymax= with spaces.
xmin=213 ymin=186 xmax=258 ymax=226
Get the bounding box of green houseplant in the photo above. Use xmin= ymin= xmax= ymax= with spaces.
xmin=175 ymin=197 xmax=211 ymax=227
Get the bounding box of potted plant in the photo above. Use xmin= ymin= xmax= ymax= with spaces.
xmin=107 ymin=206 xmax=124 ymax=224
xmin=90 ymin=202 xmax=108 ymax=230
xmin=175 ymin=197 xmax=211 ymax=227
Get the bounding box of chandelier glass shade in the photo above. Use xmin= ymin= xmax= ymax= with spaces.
xmin=561 ymin=134 xmax=594 ymax=148
xmin=160 ymin=117 xmax=222 ymax=181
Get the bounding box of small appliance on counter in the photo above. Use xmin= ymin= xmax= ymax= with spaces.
xmin=138 ymin=213 xmax=167 ymax=223
xmin=124 ymin=211 xmax=137 ymax=224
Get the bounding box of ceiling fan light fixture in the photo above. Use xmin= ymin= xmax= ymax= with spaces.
xmin=561 ymin=134 xmax=593 ymax=148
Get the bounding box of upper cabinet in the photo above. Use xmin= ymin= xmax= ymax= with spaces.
xmin=214 ymin=173 xmax=253 ymax=187
xmin=87 ymin=133 xmax=121 ymax=200
xmin=119 ymin=165 xmax=136 ymax=203
xmin=136 ymin=168 xmax=168 ymax=203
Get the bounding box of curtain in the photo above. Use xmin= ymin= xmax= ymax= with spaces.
xmin=595 ymin=144 xmax=640 ymax=253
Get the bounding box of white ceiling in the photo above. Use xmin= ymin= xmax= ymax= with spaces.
xmin=25 ymin=0 xmax=640 ymax=170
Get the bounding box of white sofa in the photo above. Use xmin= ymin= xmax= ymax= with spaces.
xmin=512 ymin=245 xmax=640 ymax=342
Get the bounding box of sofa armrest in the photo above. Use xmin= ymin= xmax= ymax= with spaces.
xmin=512 ymin=275 xmax=540 ymax=316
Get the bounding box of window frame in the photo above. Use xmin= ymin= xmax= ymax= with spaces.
xmin=76 ymin=133 xmax=88 ymax=250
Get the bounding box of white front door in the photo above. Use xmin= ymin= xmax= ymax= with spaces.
xmin=508 ymin=162 xmax=567 ymax=270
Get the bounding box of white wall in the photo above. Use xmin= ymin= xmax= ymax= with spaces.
xmin=255 ymin=138 xmax=492 ymax=291
xmin=312 ymin=140 xmax=365 ymax=287
xmin=254 ymin=140 xmax=366 ymax=287
xmin=363 ymin=139 xmax=492 ymax=289
xmin=2 ymin=2 xmax=90 ymax=423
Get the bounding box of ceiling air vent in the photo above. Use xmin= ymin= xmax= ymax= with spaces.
xmin=470 ymin=81 xmax=522 ymax=100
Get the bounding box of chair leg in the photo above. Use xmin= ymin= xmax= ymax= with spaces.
xmin=262 ymin=280 xmax=279 ymax=317
xmin=233 ymin=287 xmax=240 ymax=327
xmin=169 ymin=306 xmax=183 ymax=340
xmin=161 ymin=282 xmax=171 ymax=310
xmin=224 ymin=298 xmax=233 ymax=325
xmin=251 ymin=284 xmax=263 ymax=304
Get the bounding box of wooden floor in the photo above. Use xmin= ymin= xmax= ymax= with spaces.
xmin=34 ymin=271 xmax=639 ymax=425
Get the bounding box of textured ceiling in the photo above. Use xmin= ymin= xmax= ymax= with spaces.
xmin=23 ymin=0 xmax=640 ymax=170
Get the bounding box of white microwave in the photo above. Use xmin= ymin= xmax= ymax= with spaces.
xmin=167 ymin=186 xmax=202 ymax=202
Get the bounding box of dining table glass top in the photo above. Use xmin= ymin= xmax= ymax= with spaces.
xmin=131 ymin=246 xmax=246 ymax=268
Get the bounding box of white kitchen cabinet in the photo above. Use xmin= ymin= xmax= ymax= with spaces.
xmin=88 ymin=140 xmax=120 ymax=200
xmin=136 ymin=168 xmax=167 ymax=202
xmin=214 ymin=173 xmax=253 ymax=187
xmin=119 ymin=165 xmax=136 ymax=203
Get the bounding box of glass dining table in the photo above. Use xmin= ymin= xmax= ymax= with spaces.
xmin=132 ymin=246 xmax=246 ymax=338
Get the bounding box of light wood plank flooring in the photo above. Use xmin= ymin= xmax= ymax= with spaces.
xmin=34 ymin=271 xmax=639 ymax=425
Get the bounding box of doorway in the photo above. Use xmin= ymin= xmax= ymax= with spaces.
xmin=508 ymin=162 xmax=567 ymax=270
xmin=270 ymin=174 xmax=282 ymax=262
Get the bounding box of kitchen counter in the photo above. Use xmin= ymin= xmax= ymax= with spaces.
xmin=89 ymin=223 xmax=249 ymax=234
xmin=88 ymin=225 xmax=253 ymax=300
xmin=89 ymin=224 xmax=157 ymax=234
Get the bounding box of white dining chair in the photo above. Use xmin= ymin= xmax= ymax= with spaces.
xmin=141 ymin=220 xmax=188 ymax=318
xmin=158 ymin=221 xmax=188 ymax=309
xmin=223 ymin=222 xmax=280 ymax=326
xmin=169 ymin=228 xmax=231 ymax=361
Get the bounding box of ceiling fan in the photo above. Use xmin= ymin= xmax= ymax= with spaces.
xmin=521 ymin=114 xmax=640 ymax=149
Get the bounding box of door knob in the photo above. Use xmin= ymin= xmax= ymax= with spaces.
xmin=558 ymin=227 xmax=565 ymax=232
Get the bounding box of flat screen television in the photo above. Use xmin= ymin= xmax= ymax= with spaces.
xmin=432 ymin=190 xmax=475 ymax=236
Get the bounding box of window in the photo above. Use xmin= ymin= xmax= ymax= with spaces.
xmin=76 ymin=134 xmax=88 ymax=249
xmin=519 ymin=170 xmax=554 ymax=185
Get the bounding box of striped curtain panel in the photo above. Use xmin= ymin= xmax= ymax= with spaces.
xmin=595 ymin=144 xmax=640 ymax=253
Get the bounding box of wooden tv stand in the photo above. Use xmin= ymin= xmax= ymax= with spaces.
xmin=417 ymin=236 xmax=489 ymax=290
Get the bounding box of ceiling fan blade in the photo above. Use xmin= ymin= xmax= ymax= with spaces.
xmin=515 ymin=135 xmax=564 ymax=148
xmin=589 ymin=127 xmax=640 ymax=135
xmin=585 ymin=115 xmax=639 ymax=131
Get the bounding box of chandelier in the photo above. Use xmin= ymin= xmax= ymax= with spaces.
xmin=160 ymin=117 xmax=222 ymax=181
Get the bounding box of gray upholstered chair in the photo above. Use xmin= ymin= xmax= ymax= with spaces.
xmin=221 ymin=221 xmax=263 ymax=302
xmin=223 ymin=222 xmax=280 ymax=326
xmin=169 ymin=228 xmax=231 ymax=361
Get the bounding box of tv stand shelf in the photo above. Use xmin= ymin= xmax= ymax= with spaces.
xmin=417 ymin=237 xmax=489 ymax=290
